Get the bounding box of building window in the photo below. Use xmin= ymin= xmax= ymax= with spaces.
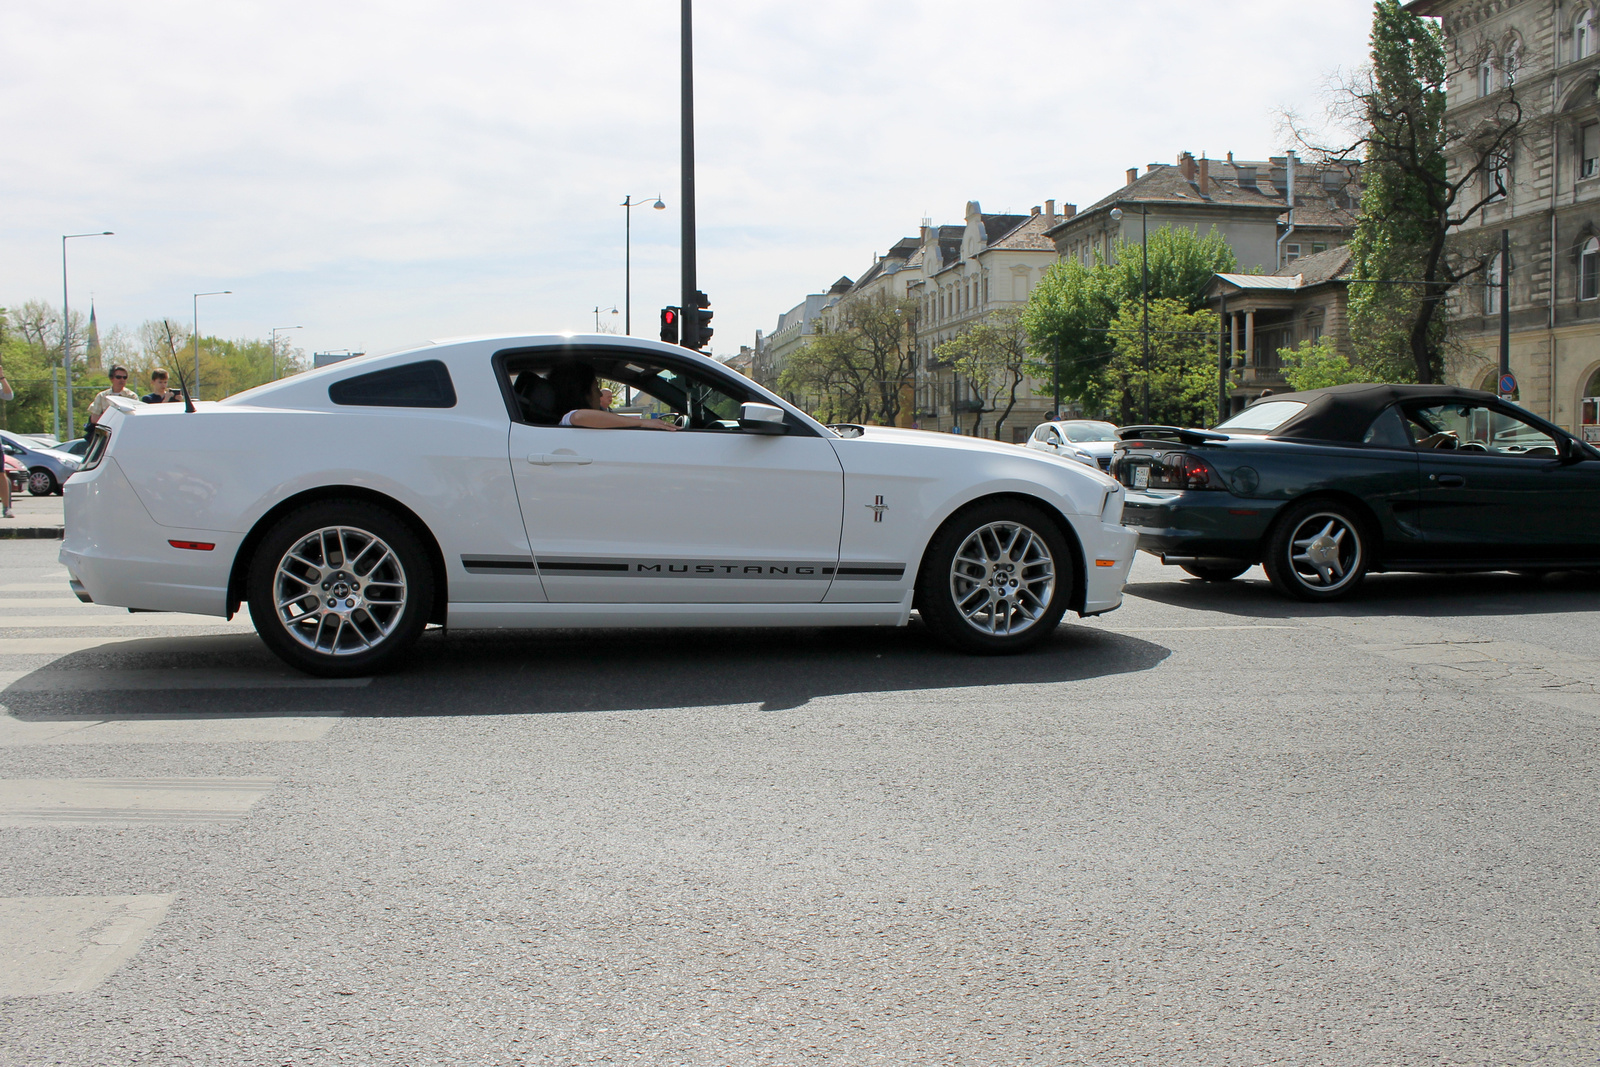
xmin=1579 ymin=9 xmax=1596 ymax=60
xmin=1583 ymin=237 xmax=1600 ymax=300
xmin=1504 ymin=43 xmax=1520 ymax=87
xmin=1480 ymin=57 xmax=1496 ymax=95
xmin=1486 ymin=153 xmax=1510 ymax=202
xmin=1285 ymin=244 xmax=1301 ymax=262
xmin=1486 ymin=252 xmax=1504 ymax=315
xmin=1583 ymin=124 xmax=1599 ymax=178
xmin=1312 ymin=242 xmax=1328 ymax=254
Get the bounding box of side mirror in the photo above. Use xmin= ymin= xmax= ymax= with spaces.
xmin=738 ymin=402 xmax=788 ymax=435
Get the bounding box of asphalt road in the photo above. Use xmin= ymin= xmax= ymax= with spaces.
xmin=1 ymin=537 xmax=1597 ymax=1065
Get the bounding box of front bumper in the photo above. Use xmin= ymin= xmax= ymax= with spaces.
xmin=1075 ymin=518 xmax=1139 ymax=615
xmin=1120 ymin=489 xmax=1282 ymax=563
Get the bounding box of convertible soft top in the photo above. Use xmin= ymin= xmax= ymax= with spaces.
xmin=1262 ymin=383 xmax=1497 ymax=443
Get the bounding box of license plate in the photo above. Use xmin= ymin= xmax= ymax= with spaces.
xmin=1132 ymin=466 xmax=1149 ymax=489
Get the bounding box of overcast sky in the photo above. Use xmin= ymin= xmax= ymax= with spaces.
xmin=0 ymin=1 xmax=1375 ymax=364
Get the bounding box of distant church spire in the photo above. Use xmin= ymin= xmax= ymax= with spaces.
xmin=85 ymin=301 xmax=103 ymax=373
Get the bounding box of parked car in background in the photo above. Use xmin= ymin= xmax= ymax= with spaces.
xmin=63 ymin=334 xmax=1137 ymax=676
xmin=1027 ymin=420 xmax=1120 ymax=471
xmin=0 ymin=429 xmax=80 ymax=496
xmin=1113 ymin=383 xmax=1600 ymax=600
xmin=54 ymin=437 xmax=88 ymax=457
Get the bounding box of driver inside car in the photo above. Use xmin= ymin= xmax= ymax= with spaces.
xmin=548 ymin=360 xmax=678 ymax=431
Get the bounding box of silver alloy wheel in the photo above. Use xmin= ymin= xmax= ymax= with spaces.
xmin=272 ymin=525 xmax=408 ymax=656
xmin=27 ymin=469 xmax=54 ymax=496
xmin=948 ymin=520 xmax=1057 ymax=636
xmin=1286 ymin=511 xmax=1362 ymax=591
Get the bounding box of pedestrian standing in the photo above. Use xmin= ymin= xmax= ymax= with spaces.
xmin=0 ymin=362 xmax=13 ymax=518
xmin=86 ymin=366 xmax=139 ymax=430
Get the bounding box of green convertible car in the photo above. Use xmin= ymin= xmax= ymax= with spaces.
xmin=1114 ymin=383 xmax=1600 ymax=600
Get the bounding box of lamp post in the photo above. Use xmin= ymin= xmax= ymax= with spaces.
xmin=621 ymin=195 xmax=666 ymax=335
xmin=1109 ymin=204 xmax=1151 ymax=423
xmin=193 ymin=291 xmax=231 ymax=400
xmin=593 ymin=305 xmax=619 ymax=331
xmin=61 ymin=231 xmax=114 ymax=438
xmin=270 ymin=325 xmax=303 ymax=381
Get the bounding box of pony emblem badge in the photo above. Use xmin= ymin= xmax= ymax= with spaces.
xmin=866 ymin=495 xmax=888 ymax=522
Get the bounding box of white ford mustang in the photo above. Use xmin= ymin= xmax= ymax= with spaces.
xmin=61 ymin=334 xmax=1137 ymax=676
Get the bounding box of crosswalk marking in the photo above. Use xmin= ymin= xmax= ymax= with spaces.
xmin=0 ymin=714 xmax=344 ymax=746
xmin=0 ymin=668 xmax=368 ymax=691
xmin=0 ymin=615 xmax=251 ymax=630
xmin=0 ymin=635 xmax=258 ymax=655
xmin=0 ymin=894 xmax=174 ymax=997
xmin=0 ymin=777 xmax=276 ymax=828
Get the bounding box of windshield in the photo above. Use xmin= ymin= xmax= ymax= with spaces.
xmin=1216 ymin=401 xmax=1308 ymax=434
xmin=1061 ymin=422 xmax=1119 ymax=443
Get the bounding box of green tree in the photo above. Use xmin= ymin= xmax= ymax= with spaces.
xmin=779 ymin=293 xmax=917 ymax=425
xmin=1023 ymin=225 xmax=1234 ymax=418
xmin=1097 ymin=298 xmax=1218 ymax=427
xmin=1333 ymin=1 xmax=1522 ymax=382
xmin=1277 ymin=338 xmax=1370 ymax=391
xmin=936 ymin=308 xmax=1032 ymax=438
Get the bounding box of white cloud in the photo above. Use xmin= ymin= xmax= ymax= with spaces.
xmin=0 ymin=0 xmax=1375 ymax=359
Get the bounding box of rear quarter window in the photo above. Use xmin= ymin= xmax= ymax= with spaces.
xmin=329 ymin=360 xmax=456 ymax=408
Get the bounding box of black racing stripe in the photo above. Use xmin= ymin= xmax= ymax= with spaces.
xmin=836 ymin=566 xmax=904 ymax=576
xmin=461 ymin=556 xmax=537 ymax=572
xmin=538 ymin=561 xmax=630 ymax=572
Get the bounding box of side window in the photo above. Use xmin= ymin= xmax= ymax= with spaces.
xmin=329 ymin=360 xmax=456 ymax=408
xmin=1405 ymin=402 xmax=1562 ymax=457
xmin=1361 ymin=405 xmax=1412 ymax=449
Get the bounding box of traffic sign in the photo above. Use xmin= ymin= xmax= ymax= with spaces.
xmin=1499 ymin=372 xmax=1517 ymax=396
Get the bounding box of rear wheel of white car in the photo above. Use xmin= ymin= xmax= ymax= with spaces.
xmin=27 ymin=468 xmax=56 ymax=496
xmin=246 ymin=501 xmax=433 ymax=678
xmin=916 ymin=500 xmax=1074 ymax=655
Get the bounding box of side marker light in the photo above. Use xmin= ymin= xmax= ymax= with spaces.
xmin=1095 ymin=559 xmax=1117 ymax=567
xmin=169 ymin=540 xmax=215 ymax=551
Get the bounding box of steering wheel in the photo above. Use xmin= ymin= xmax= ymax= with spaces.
xmin=1458 ymin=442 xmax=1488 ymax=452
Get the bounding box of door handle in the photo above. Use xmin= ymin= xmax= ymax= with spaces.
xmin=1434 ymin=474 xmax=1466 ymax=488
xmin=528 ymin=453 xmax=593 ymax=466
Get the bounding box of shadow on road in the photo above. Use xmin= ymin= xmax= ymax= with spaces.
xmin=1127 ymin=567 xmax=1600 ymax=621
xmin=1 ymin=621 xmax=1172 ymax=719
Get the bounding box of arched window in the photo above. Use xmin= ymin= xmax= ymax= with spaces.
xmin=1577 ymin=9 xmax=1595 ymax=60
xmin=1583 ymin=237 xmax=1600 ymax=300
xmin=1480 ymin=56 xmax=1497 ymax=95
xmin=1486 ymin=252 xmax=1504 ymax=315
xmin=1504 ymin=41 xmax=1521 ymax=86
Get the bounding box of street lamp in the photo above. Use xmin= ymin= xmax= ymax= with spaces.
xmin=193 ymin=291 xmax=231 ymax=400
xmin=1109 ymin=204 xmax=1151 ymax=423
xmin=61 ymin=231 xmax=114 ymax=438
xmin=621 ymin=194 xmax=666 ymax=335
xmin=270 ymin=325 xmax=303 ymax=381
xmin=593 ymin=305 xmax=619 ymax=332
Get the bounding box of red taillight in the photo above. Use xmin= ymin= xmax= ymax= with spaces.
xmin=168 ymin=540 xmax=215 ymax=551
xmin=1151 ymin=452 xmax=1222 ymax=490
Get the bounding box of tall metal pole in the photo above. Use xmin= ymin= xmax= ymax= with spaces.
xmin=679 ymin=0 xmax=698 ymax=351
xmin=624 ymin=195 xmax=634 ymax=335
xmin=1141 ymin=205 xmax=1150 ymax=423
xmin=1498 ymin=228 xmax=1511 ymax=394
xmin=1217 ymin=294 xmax=1228 ymax=426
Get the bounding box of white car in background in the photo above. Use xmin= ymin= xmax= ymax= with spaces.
xmin=62 ymin=334 xmax=1137 ymax=677
xmin=1026 ymin=420 xmax=1121 ymax=472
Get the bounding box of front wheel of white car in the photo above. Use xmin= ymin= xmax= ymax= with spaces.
xmin=916 ymin=500 xmax=1075 ymax=655
xmin=246 ymin=501 xmax=434 ymax=678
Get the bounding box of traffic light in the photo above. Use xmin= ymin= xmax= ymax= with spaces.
xmin=659 ymin=307 xmax=679 ymax=344
xmin=692 ymin=290 xmax=713 ymax=348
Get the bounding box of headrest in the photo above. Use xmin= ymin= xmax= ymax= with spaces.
xmin=515 ymin=372 xmax=560 ymax=425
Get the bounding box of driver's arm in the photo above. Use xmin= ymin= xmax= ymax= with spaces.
xmin=564 ymin=409 xmax=678 ymax=430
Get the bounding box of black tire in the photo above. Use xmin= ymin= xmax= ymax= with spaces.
xmin=246 ymin=500 xmax=434 ymax=677
xmin=916 ymin=499 xmax=1075 ymax=654
xmin=27 ymin=468 xmax=56 ymax=496
xmin=1262 ymin=499 xmax=1370 ymax=601
xmin=1180 ymin=563 xmax=1250 ymax=582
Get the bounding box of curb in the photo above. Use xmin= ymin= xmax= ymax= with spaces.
xmin=0 ymin=526 xmax=65 ymax=540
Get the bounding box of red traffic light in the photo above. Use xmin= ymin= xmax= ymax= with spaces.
xmin=659 ymin=306 xmax=680 ymax=344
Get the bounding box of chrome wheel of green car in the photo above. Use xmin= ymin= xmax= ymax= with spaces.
xmin=1264 ymin=501 xmax=1369 ymax=601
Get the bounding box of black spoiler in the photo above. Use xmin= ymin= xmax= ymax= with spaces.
xmin=1115 ymin=425 xmax=1227 ymax=446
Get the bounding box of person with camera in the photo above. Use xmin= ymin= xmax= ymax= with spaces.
xmin=140 ymin=367 xmax=181 ymax=404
